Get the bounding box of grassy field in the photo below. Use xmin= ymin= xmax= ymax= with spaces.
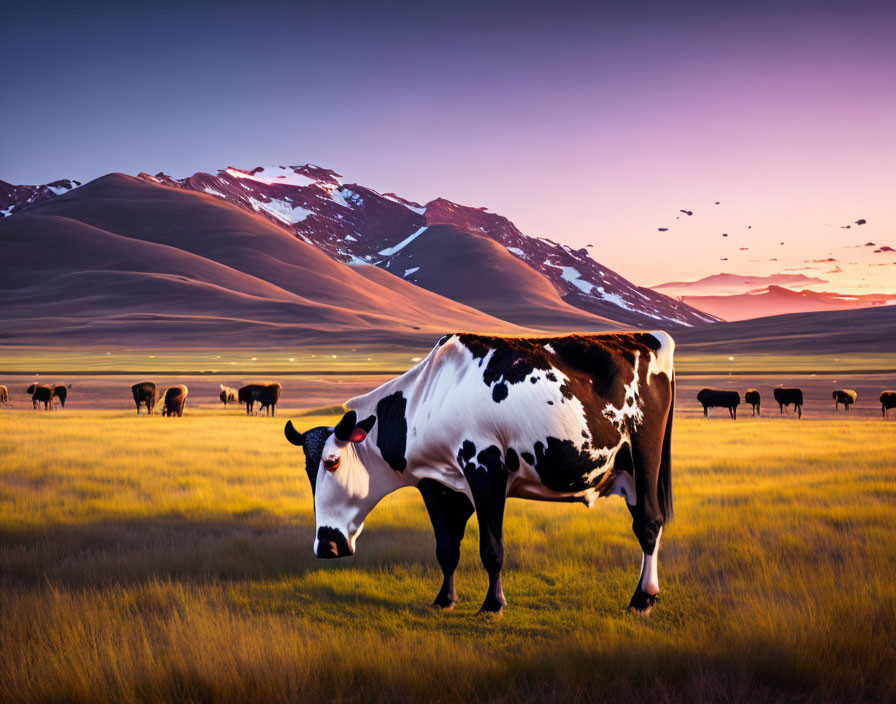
xmin=1 ymin=409 xmax=895 ymax=703
xmin=2 ymin=345 xmax=894 ymax=374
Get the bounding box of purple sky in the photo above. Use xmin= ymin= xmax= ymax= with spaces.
xmin=4 ymin=0 xmax=895 ymax=292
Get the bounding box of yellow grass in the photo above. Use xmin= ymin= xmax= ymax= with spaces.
xmin=1 ymin=409 xmax=895 ymax=703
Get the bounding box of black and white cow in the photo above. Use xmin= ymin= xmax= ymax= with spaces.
xmin=284 ymin=332 xmax=675 ymax=615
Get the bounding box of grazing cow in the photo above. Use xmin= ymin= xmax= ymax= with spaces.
xmin=833 ymin=389 xmax=857 ymax=412
xmin=220 ymin=384 xmax=238 ymax=406
xmin=284 ymin=331 xmax=675 ymax=615
xmin=774 ymin=387 xmax=803 ymax=419
xmin=161 ymin=385 xmax=188 ymax=417
xmin=27 ymin=383 xmax=69 ymax=410
xmin=696 ymin=388 xmax=740 ymax=419
xmin=881 ymin=391 xmax=896 ymax=419
xmin=0 ymin=385 xmax=8 ymax=405
xmin=131 ymin=382 xmax=158 ymax=414
xmin=239 ymin=383 xmax=282 ymax=416
xmin=744 ymin=389 xmax=761 ymax=416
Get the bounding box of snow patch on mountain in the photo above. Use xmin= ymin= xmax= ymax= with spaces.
xmin=379 ymin=226 xmax=428 ymax=256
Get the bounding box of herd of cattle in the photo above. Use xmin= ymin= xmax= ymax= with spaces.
xmin=697 ymin=387 xmax=896 ymax=419
xmin=0 ymin=382 xmax=282 ymax=416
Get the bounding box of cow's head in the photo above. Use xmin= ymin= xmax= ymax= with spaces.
xmin=285 ymin=410 xmax=377 ymax=559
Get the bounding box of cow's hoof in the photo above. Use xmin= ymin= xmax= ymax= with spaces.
xmin=431 ymin=597 xmax=457 ymax=611
xmin=628 ymin=587 xmax=658 ymax=615
xmin=477 ymin=598 xmax=506 ymax=616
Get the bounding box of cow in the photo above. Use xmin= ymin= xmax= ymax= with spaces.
xmin=220 ymin=384 xmax=238 ymax=406
xmin=696 ymin=388 xmax=740 ymax=419
xmin=881 ymin=391 xmax=896 ymax=419
xmin=27 ymin=383 xmax=69 ymax=410
xmin=239 ymin=383 xmax=281 ymax=416
xmin=744 ymin=389 xmax=761 ymax=417
xmin=774 ymin=387 xmax=803 ymax=419
xmin=284 ymin=331 xmax=675 ymax=615
xmin=131 ymin=382 xmax=158 ymax=414
xmin=833 ymin=389 xmax=857 ymax=412
xmin=0 ymin=385 xmax=8 ymax=405
xmin=161 ymin=385 xmax=188 ymax=417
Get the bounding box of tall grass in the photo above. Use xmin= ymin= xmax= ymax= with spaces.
xmin=1 ymin=410 xmax=895 ymax=702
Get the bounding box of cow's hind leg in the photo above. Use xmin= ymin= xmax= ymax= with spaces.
xmin=463 ymin=448 xmax=509 ymax=614
xmin=419 ymin=479 xmax=475 ymax=610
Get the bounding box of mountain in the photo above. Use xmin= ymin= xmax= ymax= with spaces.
xmin=0 ymin=177 xmax=81 ymax=217
xmin=673 ymin=305 xmax=896 ymax=355
xmin=653 ymin=272 xmax=828 ymax=297
xmin=130 ymin=165 xmax=713 ymax=327
xmin=677 ymin=285 xmax=896 ymax=322
xmin=0 ymin=174 xmax=530 ymax=347
xmin=376 ymin=224 xmax=621 ymax=330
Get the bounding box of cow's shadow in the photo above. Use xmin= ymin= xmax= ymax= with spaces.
xmin=0 ymin=515 xmax=440 ymax=594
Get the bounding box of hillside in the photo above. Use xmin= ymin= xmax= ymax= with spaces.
xmin=0 ymin=174 xmax=527 ymax=347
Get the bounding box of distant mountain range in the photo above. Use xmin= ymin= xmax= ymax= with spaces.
xmin=653 ymin=272 xmax=828 ymax=297
xmin=0 ymin=165 xmax=717 ymax=348
xmin=653 ymin=272 xmax=895 ymax=321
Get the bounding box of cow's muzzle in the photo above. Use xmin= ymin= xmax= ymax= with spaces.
xmin=316 ymin=526 xmax=353 ymax=559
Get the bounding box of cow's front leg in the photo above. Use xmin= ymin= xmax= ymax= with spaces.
xmin=463 ymin=449 xmax=509 ymax=614
xmin=628 ymin=504 xmax=663 ymax=615
xmin=418 ymin=479 xmax=474 ymax=610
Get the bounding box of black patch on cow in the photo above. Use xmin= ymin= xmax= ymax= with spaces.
xmin=530 ymin=376 xmax=538 ymax=383
xmin=461 ymin=440 xmax=476 ymax=461
xmin=545 ymin=371 xmax=557 ymax=382
xmin=521 ymin=451 xmax=534 ymax=465
xmin=298 ymin=426 xmax=332 ymax=495
xmin=456 ymin=334 xmax=554 ymax=401
xmin=532 ymin=437 xmax=606 ymax=493
xmin=547 ymin=400 xmax=553 ymax=405
xmin=505 ymin=447 xmax=519 ymax=472
xmin=492 ymin=382 xmax=508 ymax=402
xmin=376 ymin=391 xmax=408 ymax=471
xmin=477 ymin=446 xmax=503 ymax=473
xmin=438 ymin=333 xmax=453 ymax=346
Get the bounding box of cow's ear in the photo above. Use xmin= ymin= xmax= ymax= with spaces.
xmin=333 ymin=410 xmax=358 ymax=441
xmin=284 ymin=421 xmax=304 ymax=446
xmin=357 ymin=415 xmax=376 ymax=433
xmin=348 ymin=415 xmax=376 ymax=443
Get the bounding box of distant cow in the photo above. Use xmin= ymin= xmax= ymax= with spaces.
xmin=27 ymin=383 xmax=69 ymax=410
xmin=131 ymin=382 xmax=158 ymax=414
xmin=697 ymin=388 xmax=740 ymax=419
xmin=774 ymin=387 xmax=803 ymax=419
xmin=881 ymin=391 xmax=896 ymax=419
xmin=833 ymin=389 xmax=857 ymax=412
xmin=161 ymin=385 xmax=188 ymax=417
xmin=239 ymin=383 xmax=282 ymax=416
xmin=0 ymin=385 xmax=8 ymax=405
xmin=220 ymin=384 xmax=238 ymax=406
xmin=744 ymin=389 xmax=761 ymax=416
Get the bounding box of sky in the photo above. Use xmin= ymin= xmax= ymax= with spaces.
xmin=3 ymin=0 xmax=895 ymax=293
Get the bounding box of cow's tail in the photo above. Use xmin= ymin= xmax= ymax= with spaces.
xmin=657 ymin=373 xmax=674 ymax=522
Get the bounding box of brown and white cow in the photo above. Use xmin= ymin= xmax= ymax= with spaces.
xmin=833 ymin=389 xmax=857 ymax=412
xmin=161 ymin=385 xmax=188 ymax=417
xmin=239 ymin=383 xmax=281 ymax=416
xmin=284 ymin=332 xmax=675 ymax=615
xmin=220 ymin=384 xmax=238 ymax=406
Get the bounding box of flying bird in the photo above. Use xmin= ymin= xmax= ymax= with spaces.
xmin=739 ymin=247 xmax=749 ymax=250
xmin=722 ymin=233 xmax=728 ymax=237
xmin=714 ymin=201 xmax=720 ymax=205
xmin=679 ymin=209 xmax=693 ymax=216
xmin=855 ymin=219 xmax=867 ymax=225
xmin=658 ymin=227 xmax=669 ymax=232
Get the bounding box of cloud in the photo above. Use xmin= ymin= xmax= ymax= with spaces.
xmin=804 ymin=257 xmax=838 ymax=263
xmin=874 ymin=245 xmax=895 ymax=253
xmin=826 ymin=266 xmax=843 ymax=274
